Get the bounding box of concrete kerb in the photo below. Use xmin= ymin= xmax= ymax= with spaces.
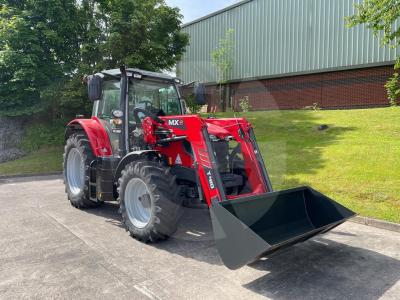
xmin=350 ymin=215 xmax=400 ymax=234
xmin=0 ymin=172 xmax=62 ymax=184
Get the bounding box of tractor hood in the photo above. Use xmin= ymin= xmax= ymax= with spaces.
xmin=205 ymin=121 xmax=231 ymax=140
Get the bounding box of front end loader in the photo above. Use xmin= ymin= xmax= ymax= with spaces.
xmin=63 ymin=67 xmax=355 ymax=269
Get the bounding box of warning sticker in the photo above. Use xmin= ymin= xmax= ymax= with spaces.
xmin=175 ymin=154 xmax=182 ymax=164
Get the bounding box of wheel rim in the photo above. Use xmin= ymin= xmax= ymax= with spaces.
xmin=66 ymin=148 xmax=85 ymax=196
xmin=125 ymin=178 xmax=152 ymax=229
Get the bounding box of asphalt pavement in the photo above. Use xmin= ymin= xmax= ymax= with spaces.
xmin=0 ymin=175 xmax=399 ymax=299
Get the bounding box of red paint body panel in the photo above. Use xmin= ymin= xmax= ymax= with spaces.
xmin=67 ymin=117 xmax=113 ymax=157
xmin=143 ymin=115 xmax=269 ymax=206
xmin=156 ymin=115 xmax=224 ymax=205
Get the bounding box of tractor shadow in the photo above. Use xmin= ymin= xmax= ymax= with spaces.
xmin=245 ymin=238 xmax=400 ymax=299
xmin=172 ymin=208 xmax=400 ymax=299
xmin=89 ymin=203 xmax=400 ymax=299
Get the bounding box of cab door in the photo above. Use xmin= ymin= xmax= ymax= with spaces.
xmin=94 ymin=79 xmax=121 ymax=156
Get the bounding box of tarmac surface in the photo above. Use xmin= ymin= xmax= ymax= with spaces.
xmin=1 ymin=175 xmax=399 ymax=299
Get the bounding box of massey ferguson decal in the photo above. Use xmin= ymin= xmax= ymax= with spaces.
xmin=203 ymin=166 xmax=216 ymax=190
xmin=167 ymin=118 xmax=186 ymax=129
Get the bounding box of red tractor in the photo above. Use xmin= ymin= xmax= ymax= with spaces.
xmin=63 ymin=67 xmax=355 ymax=269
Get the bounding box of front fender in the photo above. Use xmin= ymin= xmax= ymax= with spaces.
xmin=114 ymin=150 xmax=159 ymax=182
xmin=65 ymin=117 xmax=112 ymax=157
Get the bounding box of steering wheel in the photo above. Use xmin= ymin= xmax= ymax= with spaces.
xmin=138 ymin=100 xmax=154 ymax=109
xmin=133 ymin=108 xmax=164 ymax=128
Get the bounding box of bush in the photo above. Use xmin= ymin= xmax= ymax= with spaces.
xmin=21 ymin=121 xmax=66 ymax=152
xmin=239 ymin=96 xmax=251 ymax=112
xmin=385 ymin=72 xmax=400 ymax=106
xmin=185 ymin=94 xmax=203 ymax=114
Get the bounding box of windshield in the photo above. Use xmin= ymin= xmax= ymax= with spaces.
xmin=128 ymin=79 xmax=181 ymax=116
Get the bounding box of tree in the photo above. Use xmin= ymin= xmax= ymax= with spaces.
xmin=211 ymin=28 xmax=234 ymax=112
xmin=0 ymin=1 xmax=82 ymax=117
xmin=347 ymin=0 xmax=400 ymax=105
xmin=101 ymin=0 xmax=188 ymax=71
xmin=0 ymin=0 xmax=188 ymax=118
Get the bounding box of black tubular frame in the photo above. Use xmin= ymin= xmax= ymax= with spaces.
xmin=249 ymin=128 xmax=273 ymax=192
xmin=201 ymin=127 xmax=227 ymax=202
xmin=119 ymin=66 xmax=129 ymax=156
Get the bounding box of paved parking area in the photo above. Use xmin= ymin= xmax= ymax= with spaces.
xmin=1 ymin=175 xmax=400 ymax=299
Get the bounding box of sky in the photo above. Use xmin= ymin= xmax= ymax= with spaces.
xmin=165 ymin=0 xmax=241 ymax=24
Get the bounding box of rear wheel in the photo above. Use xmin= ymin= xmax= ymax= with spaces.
xmin=63 ymin=133 xmax=101 ymax=208
xmin=118 ymin=160 xmax=182 ymax=242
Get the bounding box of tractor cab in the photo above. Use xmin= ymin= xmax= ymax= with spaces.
xmin=89 ymin=68 xmax=185 ymax=156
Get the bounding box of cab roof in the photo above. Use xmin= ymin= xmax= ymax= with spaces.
xmin=101 ymin=68 xmax=178 ymax=82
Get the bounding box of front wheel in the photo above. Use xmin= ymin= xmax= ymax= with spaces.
xmin=118 ymin=160 xmax=182 ymax=242
xmin=63 ymin=133 xmax=101 ymax=208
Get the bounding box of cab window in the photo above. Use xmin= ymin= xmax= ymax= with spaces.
xmin=98 ymin=80 xmax=120 ymax=119
xmin=128 ymin=79 xmax=181 ymax=117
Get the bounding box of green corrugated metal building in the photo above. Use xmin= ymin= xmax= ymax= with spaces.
xmin=177 ymin=0 xmax=398 ymax=110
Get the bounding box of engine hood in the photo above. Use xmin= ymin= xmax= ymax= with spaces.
xmin=205 ymin=121 xmax=231 ymax=140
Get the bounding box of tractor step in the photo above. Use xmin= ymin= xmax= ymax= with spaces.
xmin=210 ymin=186 xmax=356 ymax=270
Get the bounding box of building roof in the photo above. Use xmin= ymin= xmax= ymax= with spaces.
xmin=177 ymin=0 xmax=398 ymax=84
xmin=182 ymin=0 xmax=253 ymax=28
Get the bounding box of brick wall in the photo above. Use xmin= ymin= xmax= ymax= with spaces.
xmin=204 ymin=66 xmax=393 ymax=112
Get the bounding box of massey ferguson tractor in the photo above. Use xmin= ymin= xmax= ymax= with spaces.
xmin=63 ymin=67 xmax=355 ymax=269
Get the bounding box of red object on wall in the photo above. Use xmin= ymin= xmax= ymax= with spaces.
xmin=203 ymin=66 xmax=393 ymax=112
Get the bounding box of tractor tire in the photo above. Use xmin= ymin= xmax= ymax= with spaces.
xmin=63 ymin=133 xmax=101 ymax=208
xmin=118 ymin=160 xmax=182 ymax=242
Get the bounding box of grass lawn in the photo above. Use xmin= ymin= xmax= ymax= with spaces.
xmin=0 ymin=107 xmax=398 ymax=223
xmin=219 ymin=107 xmax=400 ymax=223
xmin=0 ymin=146 xmax=63 ymax=176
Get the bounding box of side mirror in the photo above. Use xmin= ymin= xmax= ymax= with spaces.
xmin=194 ymin=83 xmax=207 ymax=105
xmin=87 ymin=74 xmax=103 ymax=101
xmin=180 ymin=99 xmax=188 ymax=114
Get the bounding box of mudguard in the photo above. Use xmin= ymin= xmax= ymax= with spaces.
xmin=65 ymin=117 xmax=113 ymax=157
xmin=113 ymin=150 xmax=159 ymax=182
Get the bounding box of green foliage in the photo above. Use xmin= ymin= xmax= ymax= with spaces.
xmin=238 ymin=96 xmax=251 ymax=113
xmin=0 ymin=1 xmax=82 ymax=117
xmin=185 ymin=94 xmax=202 ymax=114
xmin=211 ymin=28 xmax=234 ymax=111
xmin=385 ymin=72 xmax=400 ymax=106
xmin=0 ymin=0 xmax=188 ymax=119
xmin=347 ymin=0 xmax=400 ymax=105
xmin=211 ymin=28 xmax=234 ymax=85
xmin=102 ymin=0 xmax=189 ymax=71
xmin=385 ymin=58 xmax=400 ymax=106
xmin=21 ymin=121 xmax=66 ymax=152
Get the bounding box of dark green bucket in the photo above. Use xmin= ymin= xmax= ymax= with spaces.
xmin=210 ymin=186 xmax=356 ymax=270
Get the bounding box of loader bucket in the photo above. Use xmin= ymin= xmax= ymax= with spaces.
xmin=210 ymin=186 xmax=356 ymax=269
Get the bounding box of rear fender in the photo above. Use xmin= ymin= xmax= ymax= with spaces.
xmin=65 ymin=117 xmax=112 ymax=157
xmin=114 ymin=150 xmax=159 ymax=182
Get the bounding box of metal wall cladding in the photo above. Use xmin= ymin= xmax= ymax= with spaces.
xmin=177 ymin=0 xmax=399 ymax=83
